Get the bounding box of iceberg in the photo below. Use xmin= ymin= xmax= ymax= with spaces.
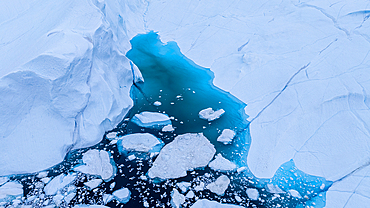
xmin=246 ymin=188 xmax=259 ymax=201
xmin=0 ymin=181 xmax=23 ymax=201
xmin=84 ymin=179 xmax=102 ymax=190
xmin=170 ymin=189 xmax=185 ymax=208
xmin=44 ymin=173 xmax=76 ymax=196
xmin=148 ymin=133 xmax=216 ymax=179
xmin=131 ymin=111 xmax=171 ymax=128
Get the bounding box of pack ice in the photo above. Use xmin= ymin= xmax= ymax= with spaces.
xmin=0 ymin=0 xmax=145 ymax=176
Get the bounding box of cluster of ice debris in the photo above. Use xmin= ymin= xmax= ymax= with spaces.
xmin=0 ymin=108 xmax=331 ymax=207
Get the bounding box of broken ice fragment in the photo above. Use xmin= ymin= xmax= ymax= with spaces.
xmin=190 ymin=199 xmax=243 ymax=208
xmin=217 ymin=129 xmax=236 ymax=145
xmin=246 ymin=188 xmax=259 ymax=200
xmin=186 ymin=190 xmax=195 ymax=198
xmin=153 ymin=101 xmax=162 ymax=106
xmin=44 ymin=173 xmax=76 ymax=196
xmin=117 ymin=133 xmax=164 ymax=153
xmin=84 ymin=179 xmax=102 ymax=190
xmin=112 ymin=187 xmax=131 ymax=203
xmin=74 ymin=149 xmax=115 ymax=181
xmin=208 ymin=154 xmax=237 ymax=172
xmin=131 ymin=111 xmax=171 ymax=128
xmin=266 ymin=184 xmax=285 ymax=194
xmin=106 ymin=132 xmax=117 ymax=139
xmin=162 ymin=124 xmax=175 ymax=132
xmin=177 ymin=182 xmax=191 ymax=193
xmin=288 ymin=189 xmax=302 ymax=198
xmin=206 ymin=175 xmax=230 ymax=195
xmin=0 ymin=181 xmax=23 ymax=201
xmin=199 ymin=108 xmax=225 ymax=121
xmin=170 ymin=189 xmax=185 ymax=208
xmin=148 ymin=133 xmax=216 ymax=179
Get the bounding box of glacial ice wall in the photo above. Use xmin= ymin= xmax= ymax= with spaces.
xmin=0 ymin=0 xmax=146 ymax=175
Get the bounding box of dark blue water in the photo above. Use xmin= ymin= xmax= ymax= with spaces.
xmin=4 ymin=32 xmax=332 ymax=208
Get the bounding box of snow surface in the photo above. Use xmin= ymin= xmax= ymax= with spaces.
xmin=206 ymin=175 xmax=230 ymax=196
xmin=198 ymin=108 xmax=225 ymax=121
xmin=140 ymin=0 xmax=370 ymax=206
xmin=118 ymin=133 xmax=163 ymax=153
xmin=208 ymin=154 xmax=237 ymax=172
xmin=74 ymin=149 xmax=115 ymax=181
xmin=190 ymin=199 xmax=243 ymax=208
xmin=217 ymin=129 xmax=236 ymax=145
xmin=131 ymin=111 xmax=171 ymax=128
xmin=112 ymin=187 xmax=131 ymax=204
xmin=148 ymin=133 xmax=216 ymax=179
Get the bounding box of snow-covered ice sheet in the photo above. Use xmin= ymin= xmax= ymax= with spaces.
xmin=131 ymin=111 xmax=171 ymax=128
xmin=142 ymin=0 xmax=370 ymax=206
xmin=148 ymin=133 xmax=216 ymax=179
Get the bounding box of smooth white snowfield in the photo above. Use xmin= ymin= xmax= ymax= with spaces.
xmin=141 ymin=0 xmax=370 ymax=206
xmin=0 ymin=0 xmax=146 ymax=176
xmin=148 ymin=133 xmax=216 ymax=179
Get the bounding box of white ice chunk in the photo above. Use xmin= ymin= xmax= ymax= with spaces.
xmin=112 ymin=187 xmax=131 ymax=204
xmin=84 ymin=179 xmax=102 ymax=189
xmin=246 ymin=188 xmax=259 ymax=200
xmin=217 ymin=129 xmax=236 ymax=145
xmin=194 ymin=182 xmax=205 ymax=192
xmin=199 ymin=108 xmax=225 ymax=121
xmin=162 ymin=124 xmax=175 ymax=132
xmin=118 ymin=133 xmax=163 ymax=153
xmin=131 ymin=111 xmax=171 ymax=128
xmin=44 ymin=173 xmax=76 ymax=196
xmin=106 ymin=132 xmax=117 ymax=140
xmin=208 ymin=154 xmax=237 ymax=172
xmin=153 ymin=101 xmax=162 ymax=106
xmin=37 ymin=172 xmax=48 ymax=179
xmin=186 ymin=190 xmax=195 ymax=198
xmin=74 ymin=149 xmax=115 ymax=181
xmin=190 ymin=199 xmax=243 ymax=208
xmin=288 ymin=190 xmax=302 ymax=198
xmin=266 ymin=184 xmax=285 ymax=194
xmin=206 ymin=175 xmax=230 ymax=196
xmin=53 ymin=194 xmax=64 ymax=207
xmin=170 ymin=189 xmax=185 ymax=208
xmin=0 ymin=181 xmax=23 ymax=201
xmin=103 ymin=194 xmax=114 ymax=204
xmin=73 ymin=205 xmax=110 ymax=208
xmin=148 ymin=133 xmax=215 ymax=179
xmin=176 ymin=182 xmax=191 ymax=193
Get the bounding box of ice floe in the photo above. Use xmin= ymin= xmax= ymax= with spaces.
xmin=246 ymin=188 xmax=259 ymax=200
xmin=198 ymin=108 xmax=225 ymax=121
xmin=44 ymin=173 xmax=76 ymax=196
xmin=0 ymin=181 xmax=23 ymax=201
xmin=208 ymin=154 xmax=237 ymax=172
xmin=131 ymin=111 xmax=171 ymax=128
xmin=117 ymin=133 xmax=163 ymax=153
xmin=190 ymin=199 xmax=243 ymax=208
xmin=170 ymin=189 xmax=185 ymax=208
xmin=84 ymin=179 xmax=102 ymax=190
xmin=206 ymin=175 xmax=230 ymax=195
xmin=74 ymin=149 xmax=115 ymax=181
xmin=112 ymin=187 xmax=131 ymax=203
xmin=217 ymin=129 xmax=236 ymax=145
xmin=162 ymin=124 xmax=175 ymax=132
xmin=148 ymin=133 xmax=216 ymax=179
